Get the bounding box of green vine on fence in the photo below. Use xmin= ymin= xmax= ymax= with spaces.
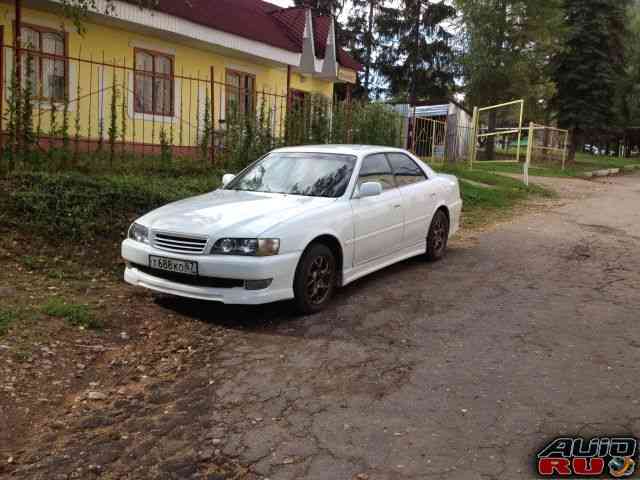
xmin=200 ymin=96 xmax=212 ymax=161
xmin=21 ymin=55 xmax=37 ymax=165
xmin=1 ymin=59 xmax=407 ymax=176
xmin=159 ymin=128 xmax=171 ymax=165
xmin=108 ymin=65 xmax=119 ymax=166
xmin=61 ymin=90 xmax=72 ymax=167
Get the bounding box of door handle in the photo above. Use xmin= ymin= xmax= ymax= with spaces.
xmin=393 ymin=204 xmax=402 ymax=209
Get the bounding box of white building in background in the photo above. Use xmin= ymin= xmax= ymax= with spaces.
xmin=390 ymin=100 xmax=474 ymax=162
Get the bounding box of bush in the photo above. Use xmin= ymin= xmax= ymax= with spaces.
xmin=1 ymin=171 xmax=220 ymax=242
xmin=331 ymin=101 xmax=406 ymax=147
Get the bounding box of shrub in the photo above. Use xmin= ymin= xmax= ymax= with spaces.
xmin=1 ymin=171 xmax=221 ymax=242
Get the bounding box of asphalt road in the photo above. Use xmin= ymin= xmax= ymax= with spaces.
xmin=7 ymin=173 xmax=640 ymax=480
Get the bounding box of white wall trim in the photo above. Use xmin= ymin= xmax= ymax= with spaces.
xmin=319 ymin=18 xmax=338 ymax=79
xmin=299 ymin=8 xmax=317 ymax=74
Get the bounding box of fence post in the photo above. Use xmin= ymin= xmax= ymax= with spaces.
xmin=515 ymin=100 xmax=524 ymax=164
xmin=561 ymin=129 xmax=568 ymax=171
xmin=524 ymin=122 xmax=534 ymax=186
xmin=346 ymin=83 xmax=352 ymax=143
xmin=430 ymin=120 xmax=436 ymax=163
xmin=469 ymin=106 xmax=478 ymax=170
xmin=410 ymin=104 xmax=417 ymax=153
xmin=14 ymin=0 xmax=22 ymax=166
xmin=210 ymin=66 xmax=215 ymax=165
xmin=443 ymin=119 xmax=449 ymax=164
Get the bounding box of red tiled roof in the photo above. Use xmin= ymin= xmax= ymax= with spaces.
xmin=129 ymin=0 xmax=362 ymax=71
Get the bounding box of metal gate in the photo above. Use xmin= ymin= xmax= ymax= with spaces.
xmin=410 ymin=117 xmax=447 ymax=163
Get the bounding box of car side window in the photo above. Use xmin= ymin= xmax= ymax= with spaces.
xmin=387 ymin=153 xmax=427 ymax=187
xmin=357 ymin=154 xmax=396 ymax=191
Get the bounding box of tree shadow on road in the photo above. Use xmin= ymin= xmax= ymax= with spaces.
xmin=152 ymin=247 xmax=466 ymax=337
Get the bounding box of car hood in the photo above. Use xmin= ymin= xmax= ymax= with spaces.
xmin=138 ymin=189 xmax=336 ymax=238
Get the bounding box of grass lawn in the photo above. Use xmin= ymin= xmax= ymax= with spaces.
xmin=1 ymin=163 xmax=555 ymax=256
xmin=432 ymin=164 xmax=554 ymax=228
xmin=470 ymin=153 xmax=640 ymax=178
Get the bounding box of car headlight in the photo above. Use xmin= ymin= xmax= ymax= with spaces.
xmin=128 ymin=223 xmax=149 ymax=244
xmin=211 ymin=238 xmax=280 ymax=256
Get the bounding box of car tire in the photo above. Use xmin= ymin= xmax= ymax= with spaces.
xmin=293 ymin=243 xmax=337 ymax=315
xmin=425 ymin=209 xmax=449 ymax=261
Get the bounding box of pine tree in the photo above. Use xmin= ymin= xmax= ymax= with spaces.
xmin=376 ymin=0 xmax=457 ymax=103
xmin=552 ymin=0 xmax=630 ymax=159
xmin=343 ymin=1 xmax=386 ymax=98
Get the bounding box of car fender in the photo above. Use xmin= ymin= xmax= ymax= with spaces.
xmin=260 ymin=200 xmax=355 ymax=271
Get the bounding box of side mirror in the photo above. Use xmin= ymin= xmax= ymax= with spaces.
xmin=358 ymin=182 xmax=383 ymax=198
xmin=222 ymin=174 xmax=236 ymax=187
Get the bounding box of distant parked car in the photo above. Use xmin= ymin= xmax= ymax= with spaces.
xmin=122 ymin=146 xmax=462 ymax=313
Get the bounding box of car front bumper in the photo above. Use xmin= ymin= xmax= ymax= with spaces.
xmin=121 ymin=239 xmax=299 ymax=304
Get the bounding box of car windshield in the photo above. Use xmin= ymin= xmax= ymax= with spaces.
xmin=226 ymin=152 xmax=357 ymax=198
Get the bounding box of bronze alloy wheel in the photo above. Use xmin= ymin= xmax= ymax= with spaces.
xmin=426 ymin=210 xmax=449 ymax=261
xmin=306 ymin=255 xmax=334 ymax=305
xmin=294 ymin=243 xmax=337 ymax=314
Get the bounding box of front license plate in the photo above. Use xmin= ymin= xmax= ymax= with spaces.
xmin=149 ymin=256 xmax=199 ymax=276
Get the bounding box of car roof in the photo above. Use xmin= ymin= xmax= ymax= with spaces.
xmin=272 ymin=145 xmax=411 ymax=157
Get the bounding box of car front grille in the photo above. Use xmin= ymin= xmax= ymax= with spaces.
xmin=132 ymin=264 xmax=245 ymax=289
xmin=153 ymin=232 xmax=209 ymax=255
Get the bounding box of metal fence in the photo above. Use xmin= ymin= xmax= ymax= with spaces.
xmin=0 ymin=44 xmax=337 ymax=169
xmin=407 ymin=116 xmax=473 ymax=164
xmin=526 ymin=123 xmax=569 ymax=169
xmin=469 ymin=99 xmax=525 ymax=167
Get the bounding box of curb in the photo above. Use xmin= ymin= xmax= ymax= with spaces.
xmin=582 ymin=165 xmax=639 ymax=179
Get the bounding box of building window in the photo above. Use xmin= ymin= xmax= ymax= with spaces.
xmin=134 ymin=49 xmax=174 ymax=116
xmin=226 ymin=70 xmax=255 ymax=117
xmin=20 ymin=26 xmax=66 ymax=101
xmin=289 ymin=89 xmax=309 ymax=111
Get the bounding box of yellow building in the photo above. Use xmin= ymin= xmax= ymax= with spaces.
xmin=0 ymin=0 xmax=361 ymax=155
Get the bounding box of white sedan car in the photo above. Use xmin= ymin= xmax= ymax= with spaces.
xmin=122 ymin=145 xmax=462 ymax=313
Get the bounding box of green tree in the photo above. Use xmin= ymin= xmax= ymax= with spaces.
xmin=552 ymin=0 xmax=630 ymax=159
xmin=457 ymin=0 xmax=562 ymax=107
xmin=456 ymin=0 xmax=562 ymax=159
xmin=376 ymin=0 xmax=458 ymax=103
xmin=620 ymin=1 xmax=640 ymax=154
xmin=342 ymin=1 xmax=390 ymax=99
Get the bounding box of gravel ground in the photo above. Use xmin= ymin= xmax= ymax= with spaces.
xmin=1 ymin=173 xmax=639 ymax=480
